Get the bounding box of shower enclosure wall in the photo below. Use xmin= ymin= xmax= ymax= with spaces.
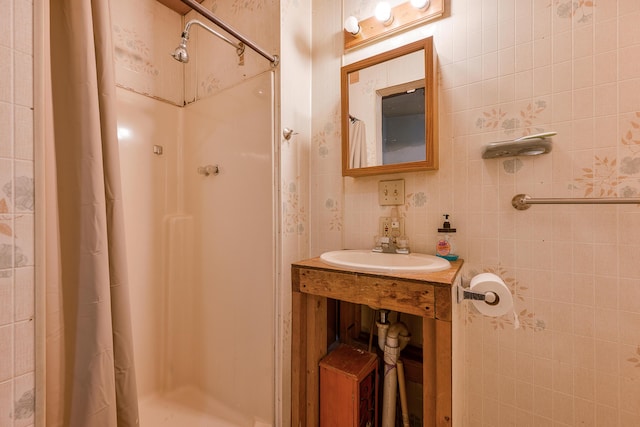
xmin=116 ymin=70 xmax=276 ymax=426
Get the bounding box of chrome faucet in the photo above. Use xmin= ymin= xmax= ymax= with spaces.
xmin=372 ymin=236 xmax=409 ymax=254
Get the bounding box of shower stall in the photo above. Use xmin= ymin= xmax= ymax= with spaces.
xmin=111 ymin=2 xmax=280 ymax=425
xmin=116 ymin=62 xmax=277 ymax=427
xmin=117 ymin=70 xmax=277 ymax=426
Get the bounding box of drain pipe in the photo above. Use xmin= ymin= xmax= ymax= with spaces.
xmin=397 ymin=359 xmax=411 ymax=427
xmin=377 ymin=312 xmax=411 ymax=427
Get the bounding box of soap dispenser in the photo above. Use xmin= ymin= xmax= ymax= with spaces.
xmin=436 ymin=214 xmax=458 ymax=261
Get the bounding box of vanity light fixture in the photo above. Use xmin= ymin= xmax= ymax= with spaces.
xmin=343 ymin=0 xmax=444 ymax=51
xmin=344 ymin=15 xmax=361 ymax=35
xmin=374 ymin=2 xmax=394 ymax=25
xmin=410 ymin=0 xmax=430 ymax=9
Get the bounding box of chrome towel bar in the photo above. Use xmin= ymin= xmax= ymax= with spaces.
xmin=512 ymin=193 xmax=640 ymax=210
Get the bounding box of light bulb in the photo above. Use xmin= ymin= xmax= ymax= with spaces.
xmin=410 ymin=0 xmax=430 ymax=9
xmin=374 ymin=2 xmax=393 ymax=24
xmin=344 ymin=16 xmax=360 ymax=35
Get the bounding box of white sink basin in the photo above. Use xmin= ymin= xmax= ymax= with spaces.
xmin=319 ymin=250 xmax=451 ymax=273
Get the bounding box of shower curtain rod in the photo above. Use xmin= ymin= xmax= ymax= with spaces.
xmin=180 ymin=0 xmax=280 ymax=66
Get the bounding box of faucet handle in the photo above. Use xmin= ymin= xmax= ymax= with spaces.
xmin=378 ymin=236 xmax=391 ymax=246
xmin=396 ymin=236 xmax=409 ymax=249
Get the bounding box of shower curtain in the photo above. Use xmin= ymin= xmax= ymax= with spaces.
xmin=46 ymin=0 xmax=139 ymax=426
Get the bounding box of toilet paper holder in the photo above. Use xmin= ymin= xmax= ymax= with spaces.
xmin=456 ymin=284 xmax=500 ymax=305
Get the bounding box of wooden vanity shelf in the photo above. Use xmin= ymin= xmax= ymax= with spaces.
xmin=291 ymin=257 xmax=463 ymax=427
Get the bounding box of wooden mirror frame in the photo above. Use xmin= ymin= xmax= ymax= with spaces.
xmin=341 ymin=37 xmax=437 ymax=177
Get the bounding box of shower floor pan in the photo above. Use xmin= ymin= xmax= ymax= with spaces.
xmin=139 ymin=386 xmax=270 ymax=427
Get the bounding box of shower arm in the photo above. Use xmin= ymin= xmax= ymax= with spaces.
xmin=180 ymin=0 xmax=280 ymax=66
xmin=183 ymin=19 xmax=245 ymax=57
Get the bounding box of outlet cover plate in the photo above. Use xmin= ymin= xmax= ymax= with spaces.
xmin=379 ymin=217 xmax=405 ymax=238
xmin=378 ymin=179 xmax=405 ymax=205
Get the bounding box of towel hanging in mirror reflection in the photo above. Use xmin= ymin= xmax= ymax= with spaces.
xmin=349 ymin=118 xmax=367 ymax=168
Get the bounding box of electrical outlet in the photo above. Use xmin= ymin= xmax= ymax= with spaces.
xmin=378 ymin=179 xmax=405 ymax=205
xmin=379 ymin=217 xmax=405 ymax=238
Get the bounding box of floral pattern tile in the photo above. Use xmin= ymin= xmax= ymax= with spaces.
xmin=316 ymin=133 xmax=330 ymax=158
xmin=192 ymin=0 xmax=277 ymax=102
xmin=502 ymin=158 xmax=524 ymax=174
xmin=318 ymin=0 xmax=640 ymax=425
xmin=628 ymin=346 xmax=640 ymax=373
xmin=199 ymin=74 xmax=222 ymax=97
xmin=110 ymin=0 xmax=184 ymax=105
xmin=2 ymin=0 xmax=638 ymax=424
xmin=112 ymin=25 xmax=160 ymax=77
xmin=10 ymin=160 xmax=33 ymax=214
xmin=325 ymin=198 xmax=342 ymax=231
xmin=313 ymin=107 xmax=341 ymax=161
xmin=10 ymin=175 xmax=33 ymax=213
xmin=574 ymin=155 xmax=625 ymax=197
xmin=475 ymin=100 xmax=549 ymax=136
xmin=621 ymin=112 xmax=640 ymax=176
xmin=13 ymin=372 xmax=34 ymax=426
xmin=0 ymin=161 xmax=14 ymax=271
xmin=569 ymin=111 xmax=640 ymax=197
xmin=552 ymin=0 xmax=594 ymax=24
xmin=465 ymin=265 xmax=547 ymax=332
xmin=403 ymin=191 xmax=427 ymax=212
xmin=282 ymin=178 xmax=306 ymax=235
xmin=230 ymin=0 xmax=266 ymax=13
xmin=0 ymin=244 xmax=14 ymax=270
xmin=0 ymin=159 xmax=12 ymax=213
xmin=2 ymin=0 xmax=35 ymax=420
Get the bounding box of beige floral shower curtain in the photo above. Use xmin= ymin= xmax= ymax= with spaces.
xmin=46 ymin=0 xmax=139 ymax=425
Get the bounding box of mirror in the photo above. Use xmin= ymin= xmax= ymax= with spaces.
xmin=341 ymin=37 xmax=437 ymax=177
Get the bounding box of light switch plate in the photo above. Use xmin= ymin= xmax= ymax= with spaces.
xmin=378 ymin=179 xmax=405 ymax=205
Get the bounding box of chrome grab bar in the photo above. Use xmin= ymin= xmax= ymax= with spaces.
xmin=512 ymin=193 xmax=640 ymax=210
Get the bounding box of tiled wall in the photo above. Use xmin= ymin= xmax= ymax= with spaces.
xmin=184 ymin=0 xmax=277 ymax=103
xmin=0 ymin=0 xmax=36 ymax=426
xmin=110 ymin=0 xmax=278 ymax=106
xmin=111 ymin=0 xmax=184 ymax=105
xmin=311 ymin=0 xmax=640 ymax=425
xmin=279 ymin=0 xmax=312 ymax=421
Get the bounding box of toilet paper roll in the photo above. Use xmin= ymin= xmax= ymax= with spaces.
xmin=469 ymin=273 xmax=514 ymax=317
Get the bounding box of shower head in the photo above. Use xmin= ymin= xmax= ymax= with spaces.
xmin=171 ymin=20 xmax=246 ymax=65
xmin=171 ymin=34 xmax=189 ymax=63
